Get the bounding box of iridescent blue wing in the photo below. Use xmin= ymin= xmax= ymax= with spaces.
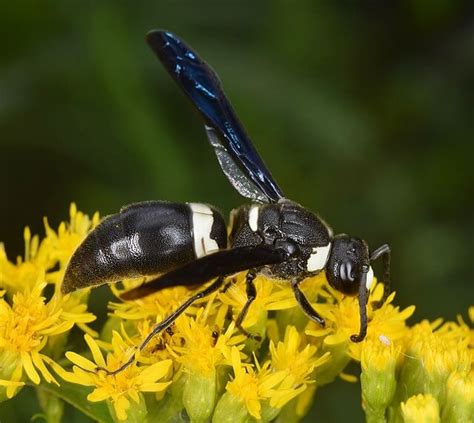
xmin=147 ymin=30 xmax=285 ymax=203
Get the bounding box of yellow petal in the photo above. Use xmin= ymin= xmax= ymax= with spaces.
xmin=39 ymin=321 xmax=74 ymax=336
xmin=7 ymin=364 xmax=23 ymax=399
xmin=68 ymin=368 xmax=95 ymax=386
xmin=305 ymin=327 xmax=333 ymax=338
xmin=114 ymin=395 xmax=130 ymax=421
xmin=247 ymin=398 xmax=261 ymax=419
xmin=76 ymin=322 xmax=99 ymax=337
xmin=324 ymin=333 xmax=347 ymax=346
xmin=21 ymin=352 xmax=40 ymax=385
xmin=137 ymin=360 xmax=172 ymax=384
xmin=340 ymin=372 xmax=358 ymax=383
xmin=129 ymin=389 xmax=140 ymax=403
xmin=88 ymin=388 xmax=111 ymax=402
xmin=84 ymin=334 xmax=106 ymax=368
xmin=399 ymin=305 xmax=416 ymax=320
xmin=140 ymin=381 xmax=172 ymax=392
xmin=259 ymin=371 xmax=286 ymax=391
xmin=266 ymin=298 xmax=297 ymax=310
xmin=62 ymin=311 xmax=96 ymax=323
xmin=0 ymin=379 xmax=24 ymax=387
xmin=31 ymin=352 xmax=58 ymax=385
xmin=65 ymin=352 xmax=97 ymax=372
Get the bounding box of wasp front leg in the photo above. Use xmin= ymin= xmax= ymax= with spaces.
xmin=370 ymin=244 xmax=391 ymax=309
xmin=291 ymin=277 xmax=325 ymax=327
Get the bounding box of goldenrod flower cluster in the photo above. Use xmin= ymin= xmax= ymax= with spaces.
xmin=0 ymin=205 xmax=472 ymax=422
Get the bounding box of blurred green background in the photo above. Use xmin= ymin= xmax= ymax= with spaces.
xmin=1 ymin=1 xmax=473 ymax=421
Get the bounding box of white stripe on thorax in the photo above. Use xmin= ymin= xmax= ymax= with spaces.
xmin=306 ymin=243 xmax=331 ymax=272
xmin=366 ymin=266 xmax=375 ymax=290
xmin=248 ymin=205 xmax=259 ymax=232
xmin=189 ymin=203 xmax=219 ymax=258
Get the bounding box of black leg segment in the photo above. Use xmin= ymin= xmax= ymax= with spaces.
xmin=291 ymin=278 xmax=325 ymax=327
xmin=370 ymin=244 xmax=391 ymax=308
xmin=235 ymin=269 xmax=261 ymax=341
xmin=350 ymin=270 xmax=368 ymax=342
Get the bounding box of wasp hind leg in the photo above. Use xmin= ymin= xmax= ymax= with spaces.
xmin=99 ymin=275 xmax=225 ymax=376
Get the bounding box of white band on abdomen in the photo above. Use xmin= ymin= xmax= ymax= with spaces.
xmin=189 ymin=203 xmax=219 ymax=258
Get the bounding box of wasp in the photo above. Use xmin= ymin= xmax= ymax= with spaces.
xmin=62 ymin=30 xmax=391 ymax=374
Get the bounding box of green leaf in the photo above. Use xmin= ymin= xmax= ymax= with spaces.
xmin=30 ymin=381 xmax=113 ymax=423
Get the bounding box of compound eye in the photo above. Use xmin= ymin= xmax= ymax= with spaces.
xmin=274 ymin=239 xmax=300 ymax=258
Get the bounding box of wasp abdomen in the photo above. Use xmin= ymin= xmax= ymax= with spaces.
xmin=62 ymin=201 xmax=227 ymax=293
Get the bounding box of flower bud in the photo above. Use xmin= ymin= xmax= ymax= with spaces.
xmin=183 ymin=370 xmax=217 ymax=423
xmin=0 ymin=351 xmax=24 ymax=401
xmin=401 ymin=394 xmax=440 ymax=423
xmin=400 ymin=322 xmax=471 ymax=408
xmin=360 ymin=339 xmax=398 ymax=421
xmin=441 ymin=371 xmax=474 ymax=422
xmin=149 ymin=373 xmax=187 ymax=422
xmin=212 ymin=391 xmax=251 ymax=423
xmin=107 ymin=392 xmax=148 ymax=422
xmin=260 ymin=401 xmax=281 ymax=422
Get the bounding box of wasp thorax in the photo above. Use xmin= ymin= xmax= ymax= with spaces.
xmin=326 ymin=235 xmax=369 ymax=295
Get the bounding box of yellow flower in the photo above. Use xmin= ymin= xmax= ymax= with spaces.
xmin=409 ymin=319 xmax=470 ymax=374
xmin=42 ymin=203 xmax=99 ymax=285
xmin=446 ymin=309 xmax=474 ymax=361
xmin=224 ymin=347 xmax=286 ymax=420
xmin=400 ymin=319 xmax=472 ymax=406
xmin=218 ymin=273 xmax=296 ymax=330
xmin=400 ymin=394 xmax=440 ymax=423
xmin=0 ymin=283 xmax=91 ymax=399
xmin=172 ymin=308 xmax=245 ymax=377
xmin=268 ymin=325 xmax=330 ymax=419
xmin=0 ymin=227 xmax=49 ymax=293
xmin=59 ymin=333 xmax=172 ymax=421
xmin=360 ymin=337 xmax=401 ymax=373
xmin=270 ymin=326 xmax=329 ymax=393
xmin=307 ymin=282 xmax=415 ymax=357
xmin=0 ymin=204 xmax=98 ymax=292
xmin=110 ymin=282 xmax=199 ymax=323
xmin=119 ymin=318 xmax=179 ymax=364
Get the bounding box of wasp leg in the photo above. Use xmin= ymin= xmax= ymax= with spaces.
xmin=350 ymin=271 xmax=369 ymax=342
xmin=235 ymin=269 xmax=262 ymax=341
xmin=291 ymin=278 xmax=325 ymax=327
xmin=370 ymin=244 xmax=391 ymax=309
xmin=220 ymin=276 xmax=236 ymax=294
xmin=102 ymin=276 xmax=225 ymax=376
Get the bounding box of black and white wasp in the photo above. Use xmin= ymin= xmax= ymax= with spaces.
xmin=62 ymin=30 xmax=391 ymax=373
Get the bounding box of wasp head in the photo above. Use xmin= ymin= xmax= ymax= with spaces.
xmin=326 ymin=235 xmax=369 ymax=295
